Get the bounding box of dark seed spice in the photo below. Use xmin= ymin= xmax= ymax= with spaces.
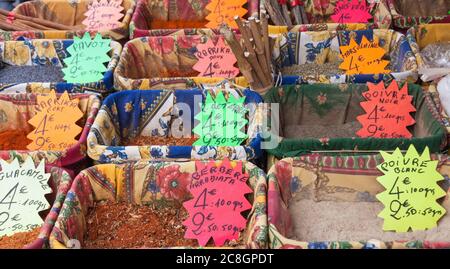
xmin=0 ymin=65 xmax=65 ymax=84
xmin=284 ymin=122 xmax=361 ymax=138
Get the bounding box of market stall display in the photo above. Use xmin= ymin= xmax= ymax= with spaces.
xmin=0 ymin=0 xmax=136 ymax=41
xmin=267 ymin=154 xmax=450 ymax=249
xmin=129 ymin=0 xmax=260 ymax=38
xmin=87 ymin=88 xmax=264 ymax=163
xmin=49 ymin=160 xmax=267 ymax=249
xmin=0 ymin=38 xmax=122 ymax=95
xmin=0 ymin=92 xmax=100 ymax=171
xmin=0 ymin=165 xmax=73 ymax=249
xmin=263 ymin=83 xmax=446 ymax=160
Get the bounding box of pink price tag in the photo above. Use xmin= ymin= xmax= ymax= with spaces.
xmin=183 ymin=159 xmax=252 ymax=246
xmin=331 ymin=0 xmax=372 ymax=23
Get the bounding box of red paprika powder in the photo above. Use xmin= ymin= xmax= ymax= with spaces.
xmin=0 ymin=129 xmax=31 ymax=150
xmin=149 ymin=20 xmax=208 ymax=30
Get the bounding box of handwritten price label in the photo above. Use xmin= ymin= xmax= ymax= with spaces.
xmin=82 ymin=0 xmax=124 ymax=31
xmin=205 ymin=0 xmax=247 ymax=29
xmin=0 ymin=157 xmax=51 ymax=236
xmin=193 ymin=91 xmax=248 ymax=146
xmin=331 ymin=0 xmax=372 ymax=23
xmin=377 ymin=145 xmax=447 ymax=232
xmin=193 ymin=36 xmax=239 ymax=78
xmin=27 ymin=91 xmax=83 ymax=151
xmin=339 ymin=35 xmax=390 ymax=75
xmin=62 ymin=32 xmax=111 ymax=83
xmin=356 ymin=81 xmax=416 ymax=138
xmin=183 ymin=159 xmax=252 ymax=246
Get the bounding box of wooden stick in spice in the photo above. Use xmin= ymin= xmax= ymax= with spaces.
xmin=289 ymin=0 xmax=303 ymax=24
xmin=219 ymin=25 xmax=255 ymax=84
xmin=248 ymin=17 xmax=270 ymax=78
xmin=260 ymin=12 xmax=272 ymax=74
xmin=264 ymin=0 xmax=286 ymax=25
xmin=278 ymin=0 xmax=293 ymax=27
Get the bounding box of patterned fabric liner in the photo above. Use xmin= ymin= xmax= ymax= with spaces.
xmin=49 ymin=160 xmax=268 ymax=249
xmin=267 ymin=155 xmax=450 ymax=249
xmin=0 ymin=0 xmax=136 ymax=41
xmin=387 ymin=0 xmax=450 ymax=30
xmin=0 ymin=92 xmax=101 ymax=167
xmin=22 ymin=165 xmax=73 ymax=249
xmin=0 ymin=38 xmax=122 ymax=96
xmin=87 ymin=88 xmax=265 ymax=163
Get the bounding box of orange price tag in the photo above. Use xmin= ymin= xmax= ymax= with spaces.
xmin=205 ymin=0 xmax=248 ymax=29
xmin=27 ymin=91 xmax=83 ymax=151
xmin=339 ymin=35 xmax=390 ymax=75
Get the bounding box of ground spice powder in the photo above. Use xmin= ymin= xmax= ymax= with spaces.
xmin=0 ymin=129 xmax=31 ymax=150
xmin=84 ymin=201 xmax=198 ymax=249
xmin=0 ymin=227 xmax=41 ymax=249
xmin=126 ymin=136 xmax=198 ymax=146
xmin=149 ymin=20 xmax=207 ymax=29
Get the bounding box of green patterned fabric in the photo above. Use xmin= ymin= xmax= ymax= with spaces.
xmin=264 ymin=83 xmax=447 ymax=158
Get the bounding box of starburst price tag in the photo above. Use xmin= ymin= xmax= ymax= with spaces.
xmin=193 ymin=36 xmax=239 ymax=78
xmin=62 ymin=32 xmax=111 ymax=83
xmin=339 ymin=35 xmax=390 ymax=75
xmin=183 ymin=159 xmax=252 ymax=246
xmin=356 ymin=80 xmax=416 ymax=138
xmin=193 ymin=91 xmax=248 ymax=146
xmin=0 ymin=157 xmax=51 ymax=236
xmin=377 ymin=145 xmax=447 ymax=232
xmin=27 ymin=91 xmax=83 ymax=151
xmin=331 ymin=0 xmax=372 ymax=23
xmin=82 ymin=0 xmax=124 ymax=31
xmin=205 ymin=0 xmax=247 ymax=29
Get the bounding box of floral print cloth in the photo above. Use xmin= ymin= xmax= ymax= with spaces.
xmin=267 ymin=155 xmax=450 ymax=249
xmin=22 ymin=165 xmax=73 ymax=249
xmin=387 ymin=0 xmax=450 ymax=31
xmin=260 ymin=0 xmax=392 ymax=29
xmin=0 ymin=39 xmax=122 ymax=95
xmin=49 ymin=160 xmax=268 ymax=249
xmin=272 ymin=29 xmax=418 ymax=84
xmin=87 ymin=88 xmax=264 ymax=163
xmin=129 ymin=0 xmax=259 ymax=38
xmin=268 ymin=23 xmax=369 ymax=35
xmin=0 ymin=0 xmax=136 ymax=41
xmin=0 ymin=92 xmax=100 ymax=168
xmin=114 ymin=35 xmax=249 ymax=90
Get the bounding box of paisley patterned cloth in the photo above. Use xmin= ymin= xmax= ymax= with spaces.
xmin=406 ymin=24 xmax=450 ymax=72
xmin=267 ymin=155 xmax=450 ymax=249
xmin=129 ymin=0 xmax=260 ymax=38
xmin=0 ymin=92 xmax=100 ymax=168
xmin=387 ymin=0 xmax=450 ymax=31
xmin=260 ymin=0 xmax=392 ymax=29
xmin=272 ymin=29 xmax=418 ymax=84
xmin=0 ymin=0 xmax=136 ymax=41
xmin=49 ymin=160 xmax=268 ymax=249
xmin=263 ymin=84 xmax=447 ymax=158
xmin=114 ymin=35 xmax=248 ymax=90
xmin=87 ymin=88 xmax=264 ymax=163
xmin=21 ymin=165 xmax=73 ymax=249
xmin=0 ymin=39 xmax=122 ymax=95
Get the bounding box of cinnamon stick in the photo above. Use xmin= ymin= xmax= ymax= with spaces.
xmin=0 ymin=9 xmax=73 ymax=30
xmin=261 ymin=13 xmax=272 ymax=74
xmin=219 ymin=25 xmax=255 ymax=84
xmin=264 ymin=0 xmax=286 ymax=25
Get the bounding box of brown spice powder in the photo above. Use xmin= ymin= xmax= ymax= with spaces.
xmin=0 ymin=227 xmax=41 ymax=249
xmin=84 ymin=201 xmax=198 ymax=249
xmin=126 ymin=136 xmax=198 ymax=146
